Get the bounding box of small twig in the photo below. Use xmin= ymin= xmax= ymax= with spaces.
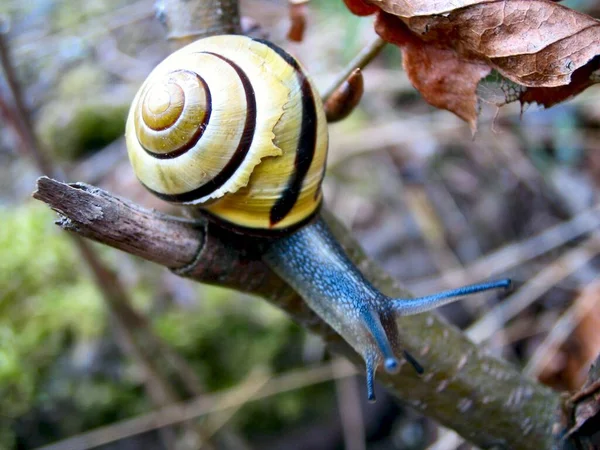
xmin=334 ymin=359 xmax=366 ymax=450
xmin=402 ymin=183 xmax=464 ymax=276
xmin=0 ymin=32 xmax=33 ymax=131
xmin=33 ymin=177 xmax=202 ymax=269
xmin=412 ymin=203 xmax=600 ymax=293
xmin=467 ymin=236 xmax=600 ymax=343
xmin=0 ymin=32 xmax=55 ymax=176
xmin=36 ymin=361 xmax=354 ymax=450
xmin=203 ymin=368 xmax=272 ymax=439
xmin=321 ymin=36 xmax=387 ymax=102
xmin=426 ymin=172 xmax=485 ymax=265
xmin=524 ymin=280 xmax=600 ymax=378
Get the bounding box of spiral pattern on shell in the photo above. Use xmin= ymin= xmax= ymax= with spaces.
xmin=126 ymin=35 xmax=328 ymax=231
xmin=135 ymin=70 xmax=211 ymax=159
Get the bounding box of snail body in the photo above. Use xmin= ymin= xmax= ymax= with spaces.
xmin=126 ymin=35 xmax=510 ymax=401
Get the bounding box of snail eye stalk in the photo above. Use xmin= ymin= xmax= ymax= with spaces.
xmin=390 ymin=279 xmax=512 ymax=316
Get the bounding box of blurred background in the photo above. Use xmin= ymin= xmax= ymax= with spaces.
xmin=1 ymin=0 xmax=599 ymax=448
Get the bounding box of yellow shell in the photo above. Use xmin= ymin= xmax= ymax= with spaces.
xmin=125 ymin=35 xmax=328 ymax=231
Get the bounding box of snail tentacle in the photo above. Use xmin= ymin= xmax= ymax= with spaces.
xmin=403 ymin=350 xmax=424 ymax=374
xmin=361 ymin=307 xmax=400 ymax=373
xmin=365 ymin=351 xmax=378 ymax=402
xmin=389 ymin=279 xmax=511 ymax=316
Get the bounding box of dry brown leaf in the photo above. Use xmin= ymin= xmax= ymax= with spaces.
xmin=562 ymin=356 xmax=600 ymax=448
xmin=538 ymin=282 xmax=600 ymax=392
xmin=519 ymin=58 xmax=600 ymax=107
xmin=376 ymin=13 xmax=491 ymax=129
xmin=344 ymin=0 xmax=600 ymax=126
xmin=343 ymin=0 xmax=378 ymax=16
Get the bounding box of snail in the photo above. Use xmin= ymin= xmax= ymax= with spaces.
xmin=125 ymin=35 xmax=510 ymax=401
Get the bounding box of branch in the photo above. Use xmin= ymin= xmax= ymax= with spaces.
xmin=33 ymin=177 xmax=561 ymax=450
xmin=158 ymin=0 xmax=241 ymax=44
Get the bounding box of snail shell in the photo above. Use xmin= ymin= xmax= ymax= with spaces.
xmin=126 ymin=35 xmax=328 ymax=231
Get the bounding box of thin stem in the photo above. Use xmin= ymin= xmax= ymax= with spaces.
xmin=411 ymin=204 xmax=600 ymax=294
xmin=0 ymin=32 xmax=56 ymax=176
xmin=36 ymin=362 xmax=351 ymax=450
xmin=467 ymin=238 xmax=600 ymax=342
xmin=524 ymin=280 xmax=600 ymax=378
xmin=321 ymin=36 xmax=387 ymax=102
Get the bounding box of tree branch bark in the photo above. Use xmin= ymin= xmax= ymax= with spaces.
xmin=33 ymin=176 xmax=561 ymax=450
xmin=157 ymin=0 xmax=241 ymax=44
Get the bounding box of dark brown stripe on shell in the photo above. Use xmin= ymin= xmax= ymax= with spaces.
xmin=142 ymin=53 xmax=257 ymax=203
xmin=253 ymin=39 xmax=320 ymax=226
xmin=139 ymin=70 xmax=212 ymax=160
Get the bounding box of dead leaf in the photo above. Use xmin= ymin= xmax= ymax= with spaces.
xmin=539 ymin=282 xmax=600 ymax=392
xmin=343 ymin=0 xmax=378 ymax=16
xmin=561 ymin=355 xmax=600 ymax=449
xmin=376 ymin=13 xmax=491 ymax=130
xmin=519 ymin=56 xmax=600 ymax=107
xmin=344 ymin=0 xmax=600 ymax=126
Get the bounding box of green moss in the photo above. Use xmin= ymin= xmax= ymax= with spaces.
xmin=1 ymin=203 xmax=334 ymax=446
xmin=57 ymin=63 xmax=110 ymax=98
xmin=0 ymin=203 xmax=109 ymax=444
xmin=0 ymin=205 xmax=105 ymax=383
xmin=154 ymin=289 xmax=294 ymax=390
xmin=153 ymin=287 xmax=336 ymax=436
xmin=35 ymin=63 xmax=130 ymax=161
xmin=37 ymin=99 xmax=129 ymax=161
